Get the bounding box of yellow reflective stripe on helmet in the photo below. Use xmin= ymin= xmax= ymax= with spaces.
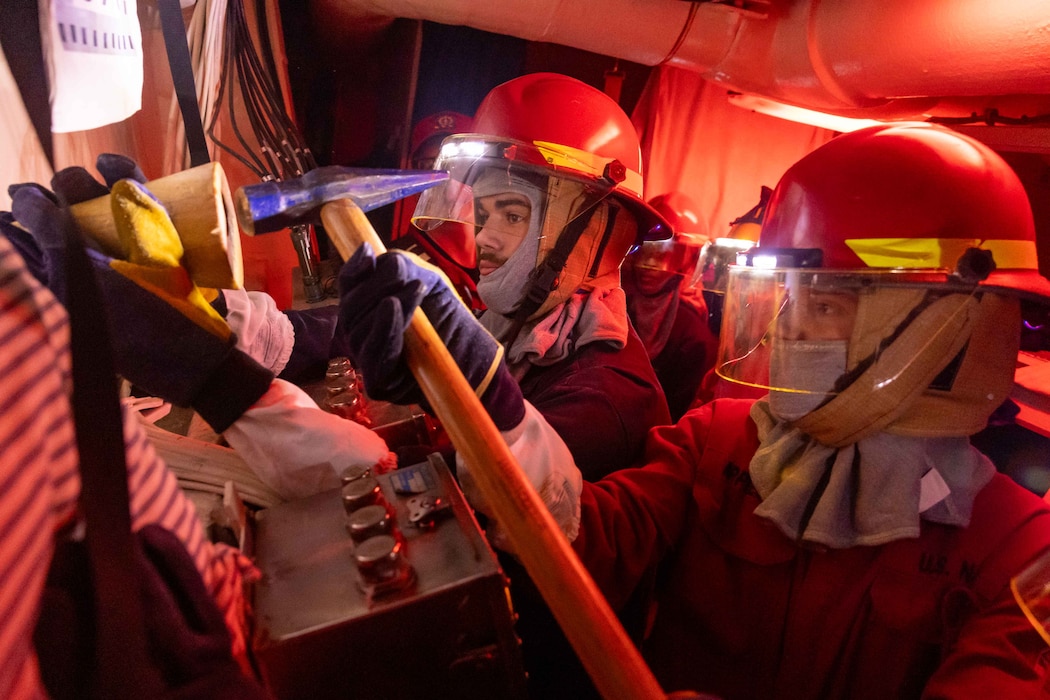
xmin=532 ymin=140 xmax=644 ymax=198
xmin=845 ymin=238 xmax=1038 ymax=270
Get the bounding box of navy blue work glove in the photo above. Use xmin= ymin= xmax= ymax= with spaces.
xmin=338 ymin=245 xmax=525 ymax=431
xmin=5 ymin=156 xmax=272 ymax=433
xmin=2 ymin=154 xmax=145 ymax=303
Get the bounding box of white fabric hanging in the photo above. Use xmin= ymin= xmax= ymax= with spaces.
xmin=42 ymin=0 xmax=144 ymax=133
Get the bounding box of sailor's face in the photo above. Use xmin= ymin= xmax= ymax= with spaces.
xmin=776 ymin=287 xmax=859 ymax=341
xmin=626 ymin=248 xmax=678 ymax=295
xmin=474 ymin=191 xmax=533 ymax=276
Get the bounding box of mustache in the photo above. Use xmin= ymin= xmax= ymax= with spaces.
xmin=477 ymin=249 xmax=507 ymax=267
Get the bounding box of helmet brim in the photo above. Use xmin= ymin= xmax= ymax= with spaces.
xmin=982 ymin=270 xmax=1050 ymax=305
xmin=618 ymin=191 xmax=672 ymax=243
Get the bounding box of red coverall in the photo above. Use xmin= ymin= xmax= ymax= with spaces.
xmin=574 ymin=399 xmax=1050 ymax=699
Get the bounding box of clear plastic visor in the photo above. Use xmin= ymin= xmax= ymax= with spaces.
xmin=625 ymin=234 xmax=706 ymax=275
xmin=715 ymin=266 xmax=971 ymax=397
xmin=693 ymin=238 xmax=756 ymax=295
xmin=411 ymin=136 xmax=615 ymax=246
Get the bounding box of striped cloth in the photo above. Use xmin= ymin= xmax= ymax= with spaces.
xmin=0 ymin=235 xmax=258 ymax=699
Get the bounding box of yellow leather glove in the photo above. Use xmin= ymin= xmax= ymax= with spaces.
xmin=108 ymin=180 xmax=231 ymax=341
xmin=9 ymin=160 xmax=274 ymax=432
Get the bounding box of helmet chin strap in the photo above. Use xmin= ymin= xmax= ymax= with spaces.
xmin=498 ymin=200 xmax=606 ymax=349
xmin=792 ymin=293 xmax=979 ymax=447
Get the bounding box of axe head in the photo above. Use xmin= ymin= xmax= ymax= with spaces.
xmin=236 ymin=166 xmax=450 ymax=235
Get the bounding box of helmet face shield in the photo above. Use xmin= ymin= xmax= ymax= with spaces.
xmin=625 ymin=233 xmax=707 ymax=296
xmin=715 ymin=124 xmax=1037 ymax=440
xmin=716 ymin=267 xmax=982 ymax=407
xmin=626 ymin=234 xmax=706 ymax=275
xmin=412 ymin=135 xmax=617 ymax=244
xmin=412 ymin=134 xmax=637 ymax=321
xmin=693 ymin=238 xmax=756 ymax=294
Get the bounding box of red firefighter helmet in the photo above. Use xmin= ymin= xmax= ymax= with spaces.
xmin=756 ymin=122 xmax=1047 ymax=298
xmin=646 ymin=191 xmax=706 ymax=239
xmin=718 ymin=122 xmax=1047 ymax=444
xmin=629 ymin=192 xmax=709 ymax=292
xmin=409 ymin=110 xmax=474 ymax=168
xmin=413 ymin=73 xmax=670 ymax=321
xmin=468 ymin=72 xmax=668 ymax=241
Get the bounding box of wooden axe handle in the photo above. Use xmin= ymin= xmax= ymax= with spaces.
xmin=67 ymin=162 xmax=243 ymax=289
xmin=320 ymin=199 xmax=665 ymax=700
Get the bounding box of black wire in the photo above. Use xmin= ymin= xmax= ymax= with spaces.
xmin=254 ymin=0 xmax=282 ymax=99
xmin=232 ymin=0 xmax=310 ymax=175
xmin=222 ymin=4 xmax=272 ymax=174
xmin=206 ymin=6 xmax=269 ymax=178
xmin=205 ymin=0 xmax=316 ymax=181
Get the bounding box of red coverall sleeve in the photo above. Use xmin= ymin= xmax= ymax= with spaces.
xmin=571 ymin=407 xmax=713 ymax=610
xmin=922 ymin=506 xmax=1050 ymax=698
xmin=923 ymin=590 xmax=1050 ymax=698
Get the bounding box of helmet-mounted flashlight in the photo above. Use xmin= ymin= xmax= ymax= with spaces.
xmin=744 ymin=247 xmax=824 ymax=269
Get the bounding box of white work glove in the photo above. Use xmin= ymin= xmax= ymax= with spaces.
xmin=220 ymin=288 xmax=295 ymax=375
xmin=457 ymin=401 xmax=583 ymax=551
xmin=223 ymin=379 xmax=396 ymax=500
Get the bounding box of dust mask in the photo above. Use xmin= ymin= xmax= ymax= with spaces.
xmin=767 ymin=339 xmax=848 ymax=422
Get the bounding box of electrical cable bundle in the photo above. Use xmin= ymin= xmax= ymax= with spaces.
xmin=208 ymin=0 xmax=315 ymax=182
xmin=177 ymin=0 xmax=329 ymax=301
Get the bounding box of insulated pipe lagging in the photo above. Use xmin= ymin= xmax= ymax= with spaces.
xmin=315 ymin=0 xmax=1050 ymax=115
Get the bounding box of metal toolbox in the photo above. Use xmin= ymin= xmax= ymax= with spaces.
xmin=251 ymin=453 xmax=526 ymax=699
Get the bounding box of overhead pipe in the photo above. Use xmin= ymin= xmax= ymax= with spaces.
xmin=317 ymin=0 xmax=1050 ymax=118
